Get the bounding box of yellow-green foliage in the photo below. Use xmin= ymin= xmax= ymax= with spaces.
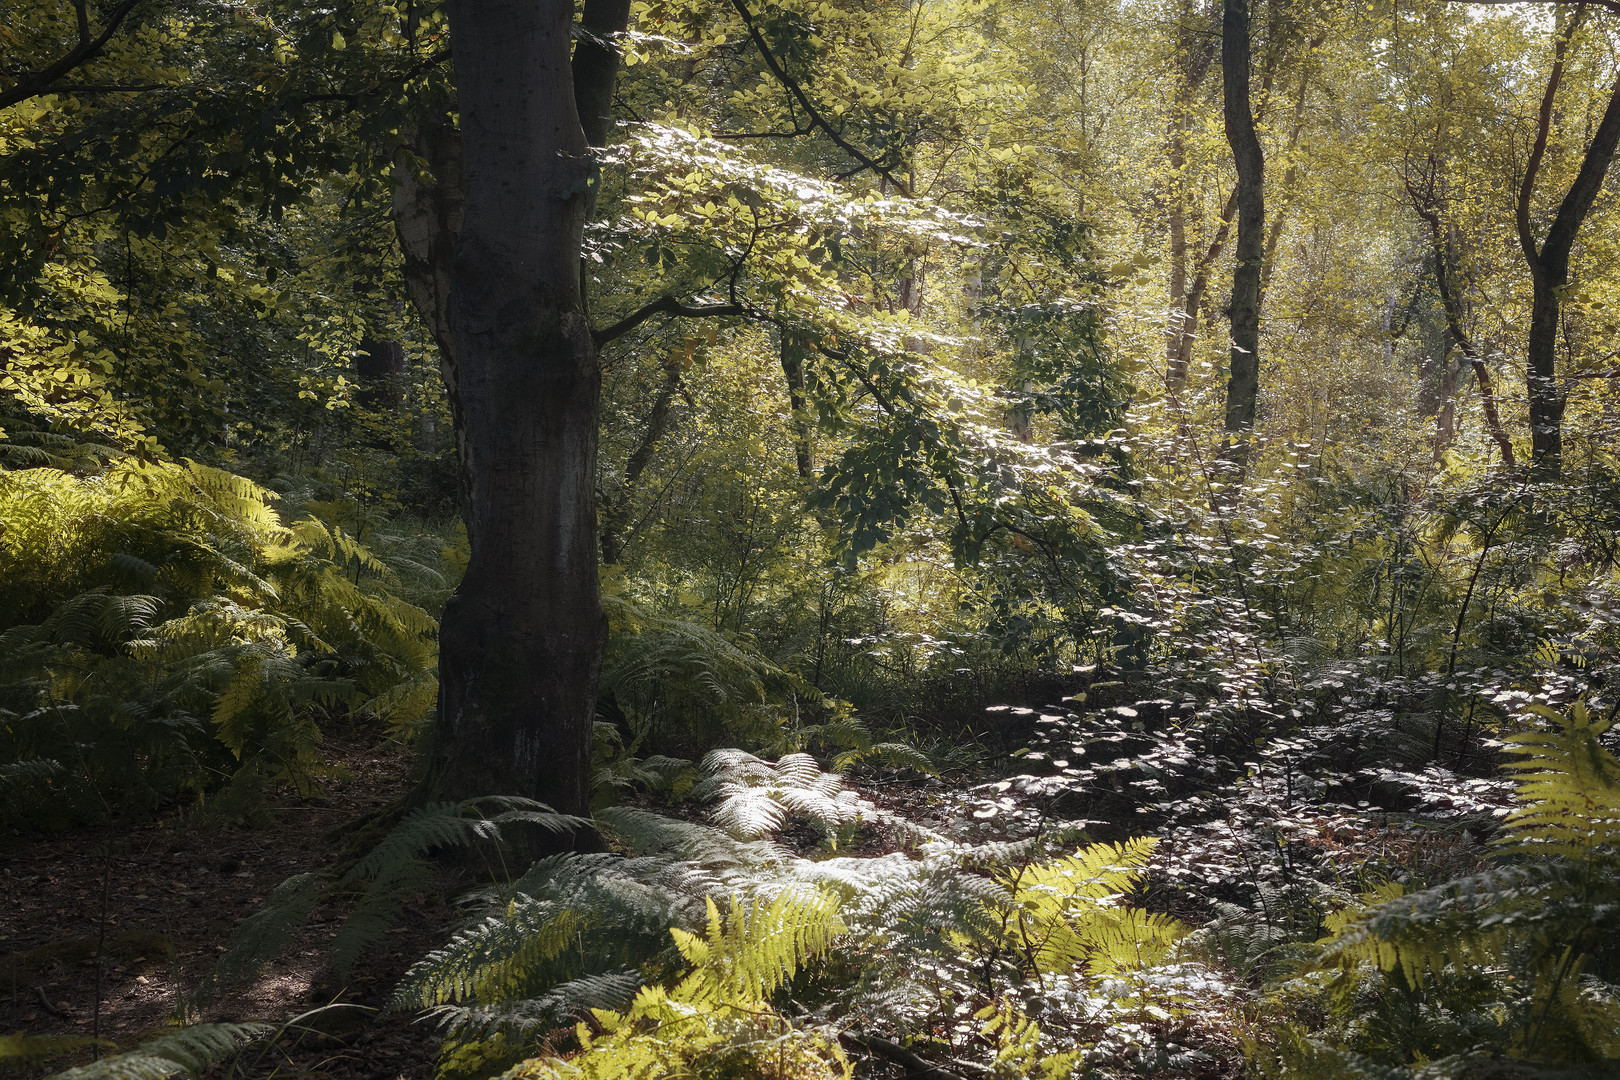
xmin=1496 ymin=701 xmax=1620 ymax=859
xmin=977 ymin=1001 xmax=1082 ymax=1080
xmin=0 ymin=460 xmax=439 ymax=824
xmin=997 ymin=837 xmax=1187 ymax=978
xmin=506 ymin=890 xmax=850 ymax=1080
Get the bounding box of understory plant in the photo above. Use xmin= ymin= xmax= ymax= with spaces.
xmin=0 ymin=459 xmax=442 ymax=827
xmin=1253 ymin=701 xmax=1620 ymax=1077
xmin=383 ymin=749 xmax=1206 ymax=1079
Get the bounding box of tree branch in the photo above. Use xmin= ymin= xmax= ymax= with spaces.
xmin=729 ymin=0 xmax=912 ymax=193
xmin=592 ymin=296 xmax=747 ymax=346
xmin=839 ymin=1032 xmax=984 ymax=1080
xmin=1542 ymin=69 xmax=1620 ymax=269
xmin=0 ymin=0 xmax=149 ymax=111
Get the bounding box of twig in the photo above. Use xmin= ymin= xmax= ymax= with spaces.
xmin=34 ymin=985 xmax=67 ymax=1019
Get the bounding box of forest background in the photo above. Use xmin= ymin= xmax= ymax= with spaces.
xmin=4 ymin=0 xmax=1620 ymax=1077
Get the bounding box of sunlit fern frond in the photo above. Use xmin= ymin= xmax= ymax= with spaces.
xmin=996 ymin=838 xmax=1186 ymax=976
xmin=1497 ymin=702 xmax=1620 ymax=859
xmin=672 ymin=889 xmax=846 ymax=1007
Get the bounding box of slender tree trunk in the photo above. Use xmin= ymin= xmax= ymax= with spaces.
xmin=1221 ymin=0 xmax=1263 ymax=461
xmin=1172 ymin=189 xmax=1238 ymax=382
xmin=1515 ymin=9 xmax=1620 ymax=478
xmin=429 ymin=0 xmax=616 ymax=823
xmin=1167 ymin=145 xmax=1188 ymax=390
xmin=1165 ymin=6 xmax=1192 ymax=391
xmin=1259 ymin=36 xmax=1322 ymax=299
xmin=601 ymin=360 xmax=684 ymax=564
xmin=781 ymin=330 xmax=814 ymax=478
xmin=1432 ymin=348 xmax=1462 ymax=459
xmin=1165 ymin=0 xmax=1218 ymax=391
xmin=356 ymin=335 xmax=405 ymax=412
xmin=1409 ymin=188 xmax=1517 ymax=466
xmin=1470 ymin=343 xmax=1514 ymax=466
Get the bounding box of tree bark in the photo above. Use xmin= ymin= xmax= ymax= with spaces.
xmin=1221 ymin=0 xmax=1263 ymax=461
xmin=781 ymin=330 xmax=814 ymax=478
xmin=428 ymin=0 xmax=614 ymax=824
xmin=394 ymin=99 xmax=473 ymax=525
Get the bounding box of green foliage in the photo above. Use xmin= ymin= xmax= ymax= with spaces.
xmin=996 ymin=838 xmax=1186 ymax=978
xmin=0 ymin=459 xmax=443 ymax=826
xmin=387 ymin=750 xmax=1197 ymax=1079
xmin=506 ymin=892 xmax=850 ymax=1080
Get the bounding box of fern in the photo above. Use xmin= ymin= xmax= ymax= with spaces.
xmin=1497 ymin=702 xmax=1620 ymax=859
xmin=504 ymin=890 xmax=851 ymax=1080
xmin=212 ymin=872 xmax=323 ymax=993
xmin=42 ymin=1022 xmax=271 ymax=1080
xmin=391 ymin=749 xmax=1197 ymax=1080
xmin=1304 ymin=702 xmax=1620 ymax=1069
xmin=217 ymin=799 xmax=587 ymax=991
xmin=990 ymin=838 xmax=1187 ymax=978
xmin=0 ymin=459 xmax=450 ymax=825
xmin=670 ymin=890 xmax=846 ymax=1005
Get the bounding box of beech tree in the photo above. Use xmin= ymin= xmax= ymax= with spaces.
xmin=426 ymin=0 xmax=632 ymax=819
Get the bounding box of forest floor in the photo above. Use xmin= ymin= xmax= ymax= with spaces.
xmin=0 ymin=732 xmax=1009 ymax=1080
xmin=0 ymin=728 xmax=451 ymax=1080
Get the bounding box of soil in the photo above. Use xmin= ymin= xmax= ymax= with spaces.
xmin=0 ymin=731 xmax=452 ymax=1079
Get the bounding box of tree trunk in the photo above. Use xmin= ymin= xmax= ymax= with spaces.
xmin=1259 ymin=37 xmax=1322 ymax=299
xmin=356 ymin=335 xmax=405 ymax=413
xmin=1221 ymin=0 xmax=1263 ymax=460
xmin=429 ymin=0 xmax=605 ymax=823
xmin=781 ymin=330 xmax=814 ymax=478
xmin=601 ymin=359 xmax=684 ymax=564
xmin=1165 ymin=0 xmax=1217 ymax=392
xmin=1165 ymin=43 xmax=1190 ymax=391
xmin=1514 ymin=9 xmax=1620 ymax=479
xmin=1171 ymin=189 xmax=1238 ymax=384
xmin=394 ymin=99 xmax=473 ymax=526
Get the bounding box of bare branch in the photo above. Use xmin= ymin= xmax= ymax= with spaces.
xmin=592 ymin=296 xmax=747 ymax=346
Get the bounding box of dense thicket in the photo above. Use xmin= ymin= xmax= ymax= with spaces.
xmin=6 ymin=0 xmax=1620 ymax=1077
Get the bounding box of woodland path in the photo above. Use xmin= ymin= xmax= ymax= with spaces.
xmin=1 ymin=730 xmax=447 ymax=1080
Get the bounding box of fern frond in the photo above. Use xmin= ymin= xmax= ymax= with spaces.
xmin=1498 ymin=703 xmax=1620 ymax=859
xmin=996 ymin=838 xmax=1187 ymax=976
xmin=214 ymin=872 xmax=322 ymax=991
xmin=674 ymin=889 xmax=846 ymax=1006
xmin=44 ymin=1022 xmax=271 ymax=1080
